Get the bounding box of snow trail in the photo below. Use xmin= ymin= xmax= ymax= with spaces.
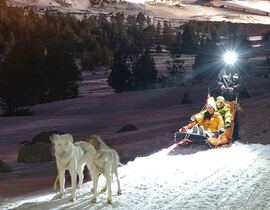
xmin=1 ymin=142 xmax=270 ymax=210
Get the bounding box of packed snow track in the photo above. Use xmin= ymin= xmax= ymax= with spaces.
xmin=1 ymin=142 xmax=270 ymax=210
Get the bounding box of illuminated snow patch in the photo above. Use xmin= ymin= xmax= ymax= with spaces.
xmin=2 ymin=142 xmax=270 ymax=210
xmin=1 ymin=194 xmax=55 ymax=210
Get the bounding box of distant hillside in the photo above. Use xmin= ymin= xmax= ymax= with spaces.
xmin=6 ymin=0 xmax=121 ymax=9
xmin=5 ymin=0 xmax=270 ymax=24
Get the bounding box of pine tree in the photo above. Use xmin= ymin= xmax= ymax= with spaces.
xmin=163 ymin=21 xmax=174 ymax=47
xmin=136 ymin=12 xmax=146 ymax=30
xmin=108 ymin=52 xmax=131 ymax=92
xmin=132 ymin=49 xmax=157 ymax=88
xmin=182 ymin=22 xmax=198 ymax=54
xmin=81 ymin=49 xmax=96 ymax=70
xmin=0 ymin=40 xmax=37 ymax=115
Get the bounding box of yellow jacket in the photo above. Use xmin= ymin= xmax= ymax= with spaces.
xmin=191 ymin=110 xmax=224 ymax=133
xmin=217 ymin=103 xmax=232 ymax=125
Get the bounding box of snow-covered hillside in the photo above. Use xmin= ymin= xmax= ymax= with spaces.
xmin=6 ymin=0 xmax=270 ymax=25
xmin=1 ymin=142 xmax=270 ymax=210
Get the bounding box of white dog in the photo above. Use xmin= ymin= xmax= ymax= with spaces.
xmin=87 ymin=135 xmax=122 ymax=204
xmin=50 ymin=134 xmax=96 ymax=201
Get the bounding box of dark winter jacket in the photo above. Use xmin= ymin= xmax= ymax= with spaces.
xmin=216 ymin=68 xmax=248 ymax=101
xmin=217 ymin=70 xmax=241 ymax=91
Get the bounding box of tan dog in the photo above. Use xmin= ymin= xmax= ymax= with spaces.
xmin=87 ymin=135 xmax=122 ymax=204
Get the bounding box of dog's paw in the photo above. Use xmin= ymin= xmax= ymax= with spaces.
xmin=107 ymin=199 xmax=112 ymax=204
xmin=68 ymin=196 xmax=76 ymax=202
xmin=91 ymin=197 xmax=96 ymax=203
xmin=51 ymin=193 xmax=64 ymax=200
xmin=91 ymin=188 xmax=94 ymax=193
xmin=117 ymin=190 xmax=122 ymax=195
xmin=56 ymin=193 xmax=64 ymax=199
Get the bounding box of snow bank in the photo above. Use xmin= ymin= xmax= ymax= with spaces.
xmin=2 ymin=142 xmax=270 ymax=210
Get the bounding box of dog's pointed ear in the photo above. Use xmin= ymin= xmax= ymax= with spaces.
xmin=67 ymin=134 xmax=74 ymax=143
xmin=50 ymin=134 xmax=56 ymax=145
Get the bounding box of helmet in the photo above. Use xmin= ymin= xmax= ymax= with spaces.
xmin=207 ymin=97 xmax=217 ymax=111
xmin=216 ymin=96 xmax=225 ymax=103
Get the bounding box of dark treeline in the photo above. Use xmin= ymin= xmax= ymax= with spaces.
xmin=0 ymin=2 xmax=180 ymax=115
xmin=0 ymin=0 xmax=269 ymax=115
xmin=0 ymin=2 xmax=81 ymax=115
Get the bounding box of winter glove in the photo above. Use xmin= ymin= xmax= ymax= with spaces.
xmin=220 ymin=85 xmax=226 ymax=91
xmin=227 ymin=87 xmax=234 ymax=93
xmin=190 ymin=116 xmax=196 ymax=122
xmin=218 ymin=127 xmax=225 ymax=134
xmin=212 ymin=131 xmax=220 ymax=138
xmin=225 ymin=122 xmax=231 ymax=128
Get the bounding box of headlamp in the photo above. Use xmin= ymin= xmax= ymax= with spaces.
xmin=223 ymin=51 xmax=237 ymax=65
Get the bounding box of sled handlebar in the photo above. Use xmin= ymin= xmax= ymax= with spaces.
xmin=208 ymin=87 xmax=239 ymax=101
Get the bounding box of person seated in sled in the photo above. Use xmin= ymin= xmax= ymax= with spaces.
xmin=181 ymin=97 xmax=225 ymax=138
xmin=215 ymin=95 xmax=241 ymax=141
xmin=216 ymin=96 xmax=232 ymax=129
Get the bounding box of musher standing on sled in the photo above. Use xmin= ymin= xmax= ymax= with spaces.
xmin=215 ymin=50 xmax=250 ymax=101
xmin=216 ymin=67 xmax=241 ymax=101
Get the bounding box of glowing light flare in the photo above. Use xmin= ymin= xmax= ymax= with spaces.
xmin=223 ymin=51 xmax=238 ymax=65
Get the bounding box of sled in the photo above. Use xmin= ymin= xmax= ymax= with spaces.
xmin=174 ymin=132 xmax=208 ymax=145
xmin=174 ymin=99 xmax=238 ymax=148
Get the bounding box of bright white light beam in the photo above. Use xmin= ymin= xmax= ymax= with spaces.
xmin=223 ymin=51 xmax=237 ymax=65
